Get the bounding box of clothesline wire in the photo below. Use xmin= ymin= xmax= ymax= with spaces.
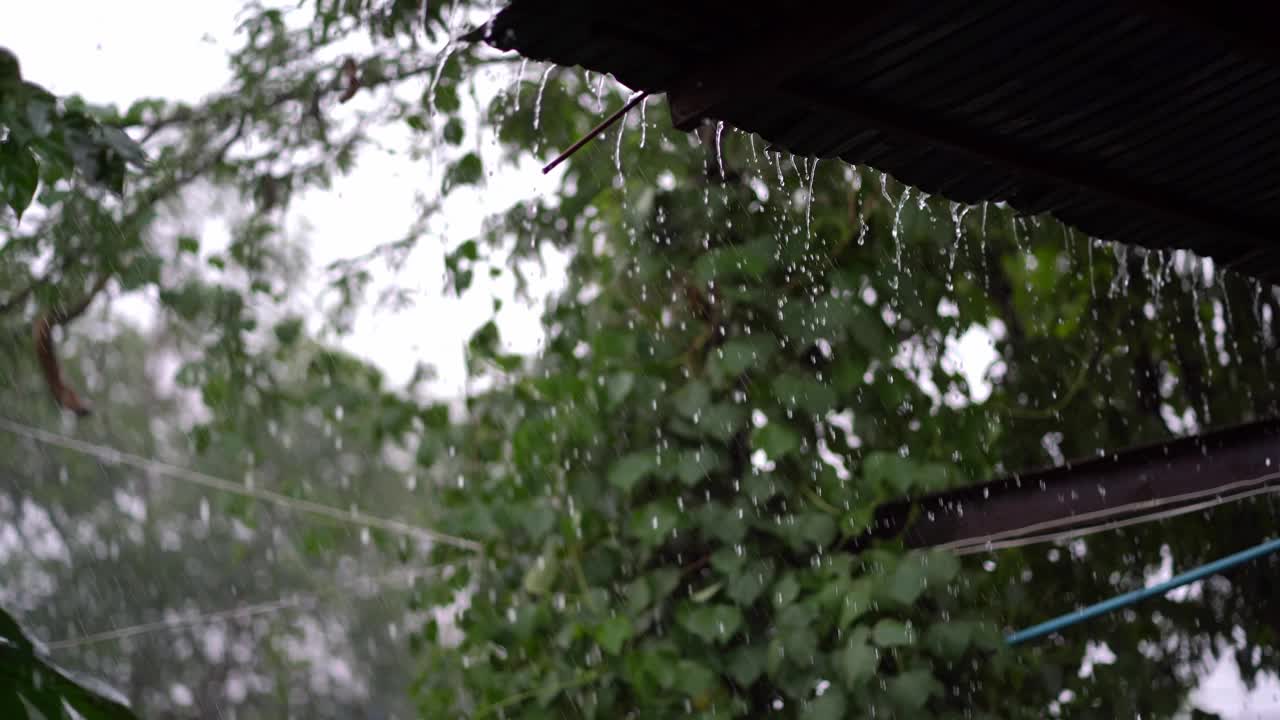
xmin=0 ymin=416 xmax=482 ymax=553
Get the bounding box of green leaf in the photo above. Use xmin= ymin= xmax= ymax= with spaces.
xmin=623 ymin=578 xmax=652 ymax=615
xmin=715 ymin=334 xmax=777 ymax=376
xmin=648 ymin=568 xmax=681 ymax=601
xmin=674 ymin=447 xmax=723 ymax=486
xmin=677 ymin=604 xmax=743 ymax=644
xmin=727 ymin=560 xmax=774 ymax=607
xmin=673 ymin=659 xmax=717 ymax=697
xmin=805 ymin=689 xmax=847 ymax=720
xmin=797 ymin=512 xmax=836 ymax=547
xmin=753 ymin=422 xmax=800 ymax=459
xmin=442 ymin=116 xmax=464 ymax=144
xmin=605 ymin=372 xmax=635 ymax=409
xmin=925 ymin=620 xmax=974 ymax=661
xmin=522 ymin=549 xmax=559 ymax=595
xmin=594 ymin=616 xmax=633 ymax=655
xmin=886 ymin=669 xmax=940 ymax=712
xmin=693 ymin=240 xmax=776 ymax=283
xmin=274 ymin=317 xmax=304 ymax=346
xmin=783 ymin=624 xmax=819 ymax=659
xmin=673 ymin=380 xmax=710 ymax=418
xmin=628 ymin=501 xmax=679 ymax=547
xmin=882 ymin=555 xmax=927 ymax=606
xmin=862 ymin=452 xmax=955 ymax=497
xmin=838 ymin=579 xmax=873 ymax=627
xmin=839 ymin=632 xmax=877 ymax=689
xmin=767 ymin=637 xmax=787 ymax=676
xmin=119 ymin=254 xmax=162 ymax=291
xmin=443 ymin=152 xmax=483 ymax=191
xmin=710 ymin=546 xmax=747 ymax=576
xmin=921 ymin=549 xmax=961 ymax=587
xmin=772 ymin=372 xmax=837 ymax=416
xmin=871 ymin=619 xmax=912 ymax=648
xmin=841 ymin=504 xmax=876 ymax=536
xmin=608 ymin=451 xmax=657 ymax=491
xmin=728 ymin=645 xmax=767 ymax=686
xmin=862 ymin=451 xmax=915 ymax=496
xmin=697 ymin=403 xmax=748 ymax=442
xmin=519 ymin=501 xmax=557 ymax=541
xmin=0 ymin=141 xmax=38 ymax=219
xmin=772 ymin=573 xmax=800 ymax=609
xmin=432 ymin=83 xmax=460 ymax=113
xmin=0 ymin=48 xmax=19 ymax=82
xmin=631 ymin=646 xmax=678 ymax=690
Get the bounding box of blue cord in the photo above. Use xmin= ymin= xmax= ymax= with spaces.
xmin=1006 ymin=536 xmax=1280 ymax=646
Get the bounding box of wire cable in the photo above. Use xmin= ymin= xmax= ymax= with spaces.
xmin=0 ymin=416 xmax=481 ymax=553
xmin=43 ymin=564 xmax=447 ymax=650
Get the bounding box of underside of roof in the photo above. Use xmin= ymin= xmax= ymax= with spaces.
xmin=475 ymin=0 xmax=1280 ymax=282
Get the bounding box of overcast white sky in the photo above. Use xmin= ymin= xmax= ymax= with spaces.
xmin=3 ymin=2 xmax=1278 ymax=716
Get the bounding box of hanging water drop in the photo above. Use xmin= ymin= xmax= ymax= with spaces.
xmin=709 ymin=120 xmax=726 ymax=181
xmin=639 ymin=94 xmax=648 ymax=148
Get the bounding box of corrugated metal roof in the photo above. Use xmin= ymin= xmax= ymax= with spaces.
xmin=474 ymin=0 xmax=1280 ymax=282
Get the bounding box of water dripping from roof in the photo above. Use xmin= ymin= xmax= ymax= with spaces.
xmin=532 ymin=65 xmax=552 ymax=132
xmin=511 ymin=58 xmax=528 ymax=111
xmin=639 ymin=94 xmax=648 ymax=148
xmin=714 ymin=121 xmax=726 ymax=180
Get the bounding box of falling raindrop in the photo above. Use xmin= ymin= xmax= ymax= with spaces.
xmin=639 ymin=94 xmax=648 ymax=148
xmin=948 ymin=201 xmax=970 ymax=290
xmin=511 ymin=58 xmax=528 ymax=112
xmin=614 ymin=119 xmax=625 ymax=179
xmin=890 ymin=185 xmax=912 ymax=292
xmin=805 ymin=158 xmax=819 ymax=240
xmin=532 ymin=65 xmax=553 ymax=132
xmin=714 ymin=121 xmax=726 ymax=180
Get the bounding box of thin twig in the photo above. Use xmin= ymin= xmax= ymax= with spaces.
xmin=542 ymin=91 xmax=648 ymax=174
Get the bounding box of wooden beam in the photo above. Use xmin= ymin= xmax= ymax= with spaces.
xmin=867 ymin=418 xmax=1280 ymax=554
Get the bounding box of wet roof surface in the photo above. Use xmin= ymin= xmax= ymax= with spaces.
xmin=477 ymin=0 xmax=1280 ymax=281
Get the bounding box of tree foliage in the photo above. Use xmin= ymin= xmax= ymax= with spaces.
xmin=3 ymin=3 xmax=1280 ymax=719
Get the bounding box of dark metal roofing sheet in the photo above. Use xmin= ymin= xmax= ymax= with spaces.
xmin=475 ymin=0 xmax=1280 ymax=282
xmin=867 ymin=417 xmax=1280 ymax=554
